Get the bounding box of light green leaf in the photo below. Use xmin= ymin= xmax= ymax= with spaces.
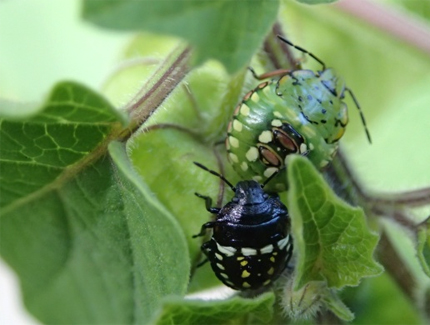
xmin=151 ymin=293 xmax=275 ymax=325
xmin=287 ymin=155 xmax=383 ymax=289
xmin=417 ymin=217 xmax=430 ymax=278
xmin=0 ymin=82 xmax=190 ymax=323
xmin=82 ymin=0 xmax=279 ymax=73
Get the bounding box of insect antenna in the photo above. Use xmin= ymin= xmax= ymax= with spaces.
xmin=277 ymin=35 xmax=326 ymax=71
xmin=344 ymin=88 xmax=372 ymax=144
xmin=193 ymin=162 xmax=236 ymax=191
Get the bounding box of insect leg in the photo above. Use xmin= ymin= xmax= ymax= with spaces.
xmin=192 ymin=220 xmax=217 ymax=238
xmin=248 ymin=67 xmax=292 ymax=80
xmin=194 ymin=193 xmax=220 ymax=214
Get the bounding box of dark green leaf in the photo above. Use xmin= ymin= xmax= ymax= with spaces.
xmin=82 ymin=0 xmax=279 ymax=73
xmin=151 ymin=293 xmax=275 ymax=325
xmin=0 ymin=81 xmax=126 ymax=210
xmin=287 ymin=155 xmax=383 ymax=289
xmin=0 ymin=81 xmax=190 ymax=323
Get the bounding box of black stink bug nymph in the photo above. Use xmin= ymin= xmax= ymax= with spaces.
xmin=193 ymin=162 xmax=293 ymax=290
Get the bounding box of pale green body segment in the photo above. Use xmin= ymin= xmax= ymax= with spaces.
xmin=227 ymin=68 xmax=348 ymax=191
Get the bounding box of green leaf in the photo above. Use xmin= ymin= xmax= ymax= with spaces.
xmin=151 ymin=293 xmax=275 ymax=325
xmin=82 ymin=0 xmax=279 ymax=73
xmin=417 ymin=217 xmax=430 ymax=278
xmin=0 ymin=81 xmax=127 ymax=210
xmin=287 ymin=155 xmax=383 ymax=289
xmin=0 ymin=82 xmax=190 ymax=323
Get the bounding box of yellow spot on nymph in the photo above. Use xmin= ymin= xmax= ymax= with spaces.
xmin=267 ymin=267 xmax=274 ymax=275
xmin=237 ymin=256 xmax=245 ymax=261
xmin=264 ymin=167 xmax=278 ymax=178
xmin=215 ymin=253 xmax=223 ymax=260
xmin=258 ymin=130 xmax=273 ymax=143
xmin=273 ymin=252 xmax=278 ymax=256
xmin=242 ymin=282 xmax=251 ymax=288
xmin=271 ymin=119 xmax=282 ymax=127
xmin=228 ymin=136 xmax=239 ymax=148
xmin=273 ymin=111 xmax=283 ymax=118
xmin=263 ymin=85 xmax=272 ymax=95
xmin=241 ymin=270 xmax=251 ymax=278
xmin=245 ymin=147 xmax=259 ymax=162
xmin=270 ymin=256 xmax=275 ymax=263
xmin=309 ymin=143 xmax=315 ymax=150
xmin=251 ymin=92 xmax=260 ymax=102
xmin=240 ymin=260 xmax=248 ymax=266
xmin=240 ymin=104 xmax=250 ymax=116
xmin=263 ymin=279 xmax=271 ymax=286
xmin=229 ymin=152 xmax=239 ymax=163
xmin=233 ymin=119 xmax=243 ymax=132
xmin=241 ymin=161 xmax=248 ymax=171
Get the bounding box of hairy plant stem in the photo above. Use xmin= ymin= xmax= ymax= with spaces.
xmin=119 ymin=44 xmax=192 ymax=141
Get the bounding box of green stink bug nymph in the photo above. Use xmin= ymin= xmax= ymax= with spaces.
xmin=226 ymin=36 xmax=371 ymax=191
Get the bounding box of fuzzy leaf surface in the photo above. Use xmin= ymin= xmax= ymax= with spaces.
xmin=287 ymin=155 xmax=383 ymax=289
xmin=0 ymin=82 xmax=190 ymax=323
xmin=152 ymin=293 xmax=275 ymax=325
xmin=0 ymin=81 xmax=126 ymax=210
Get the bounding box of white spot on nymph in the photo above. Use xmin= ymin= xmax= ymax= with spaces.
xmin=241 ymin=161 xmax=248 ymax=171
xmin=273 ymin=111 xmax=283 ymax=118
xmin=216 ymin=242 xmax=236 ymax=257
xmin=251 ymin=92 xmax=260 ymax=102
xmin=242 ymin=247 xmax=258 ymax=256
xmin=229 ymin=152 xmax=239 ymax=163
xmin=264 ymin=167 xmax=278 ymax=178
xmin=216 ymin=263 xmax=225 ymax=270
xmin=278 ymin=236 xmax=289 ymax=250
xmin=233 ymin=119 xmax=243 ymax=132
xmin=258 ymin=130 xmax=273 ymax=143
xmin=219 ymin=272 xmax=229 ymax=279
xmin=240 ymin=104 xmax=250 ymax=116
xmin=252 ymin=175 xmax=263 ymax=182
xmin=215 ymin=253 xmax=223 ymax=260
xmin=228 ymin=136 xmax=239 ymax=148
xmin=271 ymin=119 xmax=282 ymax=127
xmin=300 ymin=143 xmax=308 ymax=154
xmin=245 ymin=147 xmax=259 ymax=162
xmin=260 ymin=244 xmax=274 ymax=254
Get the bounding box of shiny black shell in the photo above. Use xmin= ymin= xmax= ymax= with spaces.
xmin=196 ymin=180 xmax=292 ymax=290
